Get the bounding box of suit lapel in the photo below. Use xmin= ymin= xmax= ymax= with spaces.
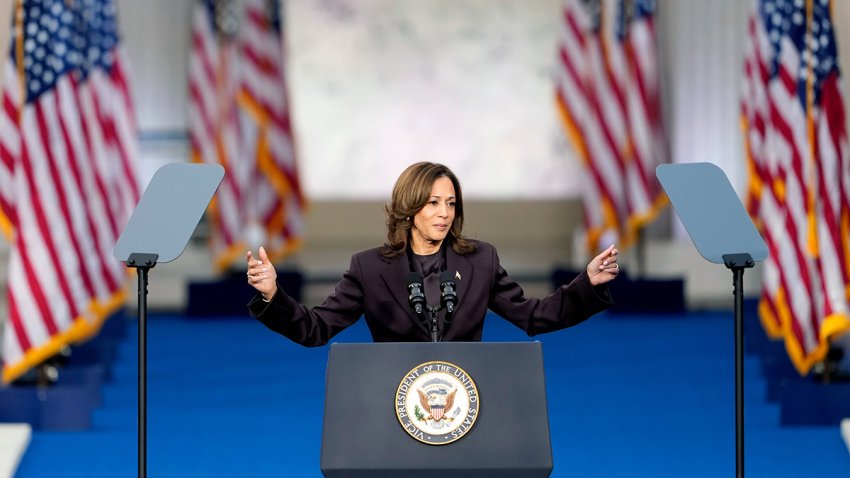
xmin=446 ymin=245 xmax=473 ymax=310
xmin=379 ymin=252 xmax=429 ymax=333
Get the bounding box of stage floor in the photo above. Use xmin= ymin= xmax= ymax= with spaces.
xmin=11 ymin=311 xmax=850 ymax=477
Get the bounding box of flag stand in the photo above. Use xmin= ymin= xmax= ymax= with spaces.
xmin=113 ymin=163 xmax=224 ymax=477
xmin=656 ymin=163 xmax=768 ymax=478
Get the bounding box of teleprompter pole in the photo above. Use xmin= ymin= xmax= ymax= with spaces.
xmin=723 ymin=253 xmax=754 ymax=478
xmin=127 ymin=252 xmax=158 ymax=478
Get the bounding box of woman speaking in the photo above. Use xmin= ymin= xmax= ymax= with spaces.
xmin=246 ymin=162 xmax=619 ymax=345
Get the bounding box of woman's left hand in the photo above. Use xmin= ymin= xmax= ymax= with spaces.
xmin=246 ymin=246 xmax=278 ymax=300
xmin=587 ymin=244 xmax=620 ymax=286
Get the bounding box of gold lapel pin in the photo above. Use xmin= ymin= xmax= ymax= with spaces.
xmin=455 ymin=271 xmax=461 ymax=280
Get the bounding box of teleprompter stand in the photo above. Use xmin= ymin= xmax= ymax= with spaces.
xmin=113 ymin=163 xmax=224 ymax=477
xmin=657 ymin=163 xmax=767 ymax=478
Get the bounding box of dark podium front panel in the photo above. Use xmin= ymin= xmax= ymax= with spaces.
xmin=320 ymin=342 xmax=552 ymax=477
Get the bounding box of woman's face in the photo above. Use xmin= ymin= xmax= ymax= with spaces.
xmin=411 ymin=176 xmax=456 ymax=253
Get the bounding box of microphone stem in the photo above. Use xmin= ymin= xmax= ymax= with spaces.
xmin=428 ymin=307 xmax=439 ymax=342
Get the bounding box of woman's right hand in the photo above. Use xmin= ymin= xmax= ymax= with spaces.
xmin=246 ymin=246 xmax=278 ymax=301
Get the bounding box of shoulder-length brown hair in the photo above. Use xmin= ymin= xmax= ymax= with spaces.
xmin=379 ymin=162 xmax=476 ymax=258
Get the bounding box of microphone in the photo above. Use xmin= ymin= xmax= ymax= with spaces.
xmin=407 ymin=272 xmax=426 ymax=316
xmin=439 ymin=271 xmax=458 ymax=315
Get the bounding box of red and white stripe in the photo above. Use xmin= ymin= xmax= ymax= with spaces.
xmin=741 ymin=0 xmax=850 ymax=374
xmin=622 ymin=7 xmax=665 ymax=225
xmin=0 ymin=63 xmax=21 ymax=236
xmin=1 ymin=48 xmax=139 ymax=383
xmin=189 ymin=0 xmax=243 ymax=260
xmin=188 ymin=0 xmax=304 ymax=269
xmin=555 ymin=0 xmax=666 ymax=253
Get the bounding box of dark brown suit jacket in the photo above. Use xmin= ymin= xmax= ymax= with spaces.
xmin=248 ymin=240 xmax=612 ymax=345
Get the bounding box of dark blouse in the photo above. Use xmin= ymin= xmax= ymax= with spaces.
xmin=412 ymin=250 xmax=443 ymax=309
xmin=412 ymin=249 xmax=447 ymax=328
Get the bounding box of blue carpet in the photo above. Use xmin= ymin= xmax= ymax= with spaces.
xmin=14 ymin=311 xmax=850 ymax=477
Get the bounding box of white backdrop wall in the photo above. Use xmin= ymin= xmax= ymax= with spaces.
xmin=286 ymin=0 xmax=586 ymax=199
xmin=120 ymin=0 xmax=583 ymax=199
xmin=659 ymin=0 xmax=749 ymax=193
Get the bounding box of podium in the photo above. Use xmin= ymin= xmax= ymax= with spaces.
xmin=321 ymin=342 xmax=553 ymax=477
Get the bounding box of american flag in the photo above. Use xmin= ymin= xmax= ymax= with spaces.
xmin=555 ymin=0 xmax=667 ymax=253
xmin=0 ymin=0 xmax=140 ymax=382
xmin=188 ymin=0 xmax=304 ymax=270
xmin=741 ymin=0 xmax=850 ymax=374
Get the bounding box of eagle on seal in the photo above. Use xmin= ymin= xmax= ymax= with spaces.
xmin=417 ymin=387 xmax=456 ymax=421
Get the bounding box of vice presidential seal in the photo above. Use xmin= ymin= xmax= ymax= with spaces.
xmin=395 ymin=361 xmax=479 ymax=445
